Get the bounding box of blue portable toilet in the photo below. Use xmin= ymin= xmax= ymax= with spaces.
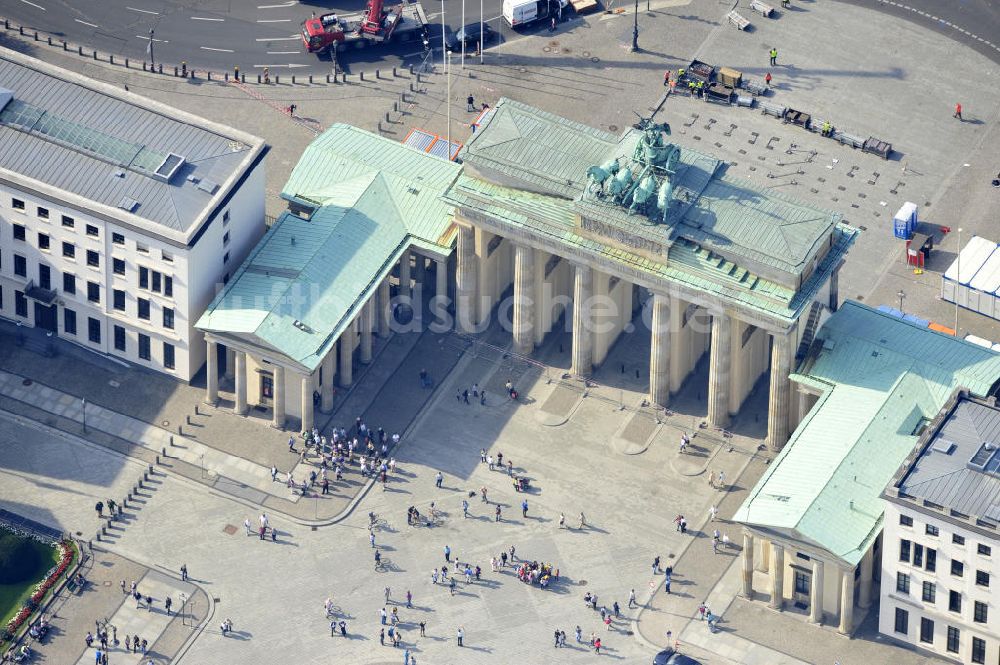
xmin=893 ymin=202 xmax=918 ymax=239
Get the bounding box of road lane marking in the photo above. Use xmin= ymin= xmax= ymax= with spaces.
xmin=20 ymin=0 xmax=47 ymax=10
xmin=253 ymin=63 xmax=309 ymax=68
xmin=257 ymin=18 xmax=292 ymax=22
xmin=125 ymin=6 xmax=159 ymax=14
xmin=267 ymin=50 xmax=299 ymax=54
xmin=191 ymin=17 xmax=225 ymax=21
xmin=255 ymin=35 xmax=299 ymax=41
xmin=74 ymin=18 xmax=98 ymax=27
xmin=257 ymin=1 xmax=295 ymax=7
xmin=136 ymin=34 xmax=169 ymax=42
xmin=201 ymin=46 xmax=234 ymax=51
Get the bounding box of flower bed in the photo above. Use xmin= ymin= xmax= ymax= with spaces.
xmin=0 ymin=533 xmax=77 ymax=646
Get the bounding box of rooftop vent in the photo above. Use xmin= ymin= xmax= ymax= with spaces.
xmin=117 ymin=196 xmax=139 ymax=213
xmin=932 ymin=439 xmax=956 ymax=455
xmin=153 ymin=153 xmax=185 ymax=183
xmin=292 ymin=319 xmax=313 ymax=334
xmin=969 ymin=441 xmax=1000 ymax=476
xmin=196 ymin=179 xmax=219 ymax=195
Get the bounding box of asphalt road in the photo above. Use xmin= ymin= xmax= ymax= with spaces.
xmin=1 ymin=0 xmax=506 ymax=73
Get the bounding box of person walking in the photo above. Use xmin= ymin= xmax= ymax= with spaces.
xmin=480 ymin=448 xmax=487 ymax=463
xmin=764 ymin=72 xmax=772 ymax=88
xmin=769 ymin=47 xmax=778 ymax=66
xmin=558 ymin=512 xmax=565 ymax=528
xmin=370 ymin=531 xmax=376 ymax=548
xmin=449 ymin=577 xmax=457 ymax=595
xmin=594 ymin=637 xmax=602 ymax=654
xmin=435 ymin=472 xmax=443 ymax=488
xmin=180 ymin=564 xmax=188 ymax=581
xmin=270 ymin=465 xmax=278 ymax=482
xmin=466 ymin=95 xmax=475 ymax=112
xmin=954 ymin=102 xmax=963 ymax=120
xmin=495 ymin=505 xmax=502 ymax=522
xmin=709 ymin=505 xmax=719 ymax=521
xmin=708 ymin=470 xmax=716 ymax=488
xmin=419 ymin=621 xmax=426 ymax=636
xmin=406 ymin=590 xmax=412 ymax=608
xmin=663 ymin=69 xmax=671 ymax=87
xmin=613 ymin=601 xmax=620 ymax=618
xmin=718 ymin=471 xmax=726 ymax=490
xmin=554 ymin=629 xmax=561 ymax=647
xmin=380 ymin=627 xmax=386 ymax=646
xmin=244 ymin=518 xmax=252 ymax=536
xmin=385 ymin=586 xmax=392 ymax=604
xmin=578 ymin=512 xmax=586 ymax=529
xmin=462 ymin=499 xmax=469 ymax=518
xmin=628 ymin=588 xmax=637 ymax=609
xmin=444 ymin=545 xmax=451 ymax=562
xmin=381 ymin=607 xmax=388 ymax=625
xmin=521 ymin=499 xmax=528 ymax=518
xmin=457 ymin=626 xmax=464 ymax=646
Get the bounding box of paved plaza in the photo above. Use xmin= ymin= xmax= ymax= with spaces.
xmin=2 ymin=0 xmax=998 ymax=663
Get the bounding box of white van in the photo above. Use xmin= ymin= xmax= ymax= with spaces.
xmin=502 ymin=0 xmax=569 ymax=27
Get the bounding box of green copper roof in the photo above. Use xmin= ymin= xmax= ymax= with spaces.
xmin=196 ymin=124 xmax=460 ymax=371
xmin=733 ymin=301 xmax=1000 ymax=566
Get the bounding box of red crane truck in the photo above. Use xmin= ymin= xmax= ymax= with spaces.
xmin=302 ymin=0 xmax=430 ymax=54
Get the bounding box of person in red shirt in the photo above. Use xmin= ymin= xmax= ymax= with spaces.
xmin=954 ymin=103 xmax=963 ymax=120
xmin=663 ymin=70 xmax=671 ymax=87
xmin=765 ymin=71 xmax=772 ymax=87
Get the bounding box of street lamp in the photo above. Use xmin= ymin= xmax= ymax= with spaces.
xmin=897 ymin=289 xmax=905 ymax=314
xmin=631 ymin=0 xmax=639 ymax=52
xmin=81 ymin=398 xmax=87 ymax=433
xmin=147 ymin=29 xmax=155 ymax=68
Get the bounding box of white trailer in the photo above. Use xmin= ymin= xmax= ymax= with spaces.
xmin=942 ymin=235 xmax=1000 ymax=316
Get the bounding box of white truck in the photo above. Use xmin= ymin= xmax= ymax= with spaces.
xmin=502 ymin=0 xmax=569 ymax=27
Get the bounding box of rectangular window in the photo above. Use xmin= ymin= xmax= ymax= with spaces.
xmin=223 ymin=209 xmax=230 ymax=224
xmin=63 ymin=308 xmax=76 ymax=335
xmin=975 ymin=570 xmax=989 ymax=587
xmin=112 ymin=258 xmax=125 ymax=276
xmin=953 ymin=533 xmax=966 ymax=545
xmin=947 ymin=626 xmax=960 ymax=653
xmin=914 ymin=543 xmax=924 ymax=568
xmin=139 ymin=266 xmax=149 ymax=289
xmin=163 ymin=275 xmax=173 ymax=298
xmin=113 ymin=325 xmax=126 ymax=352
xmin=12 ymin=198 xmax=24 ymax=210
xmin=37 ymin=233 xmax=49 ymax=250
xmin=896 ymin=572 xmax=910 ymax=594
xmin=113 ymin=289 xmax=125 ymax=311
xmin=952 ymin=560 xmax=964 ymax=577
xmin=62 ymin=273 xmax=75 ymax=295
xmin=949 ymin=590 xmax=962 ymax=613
xmin=162 ymin=307 xmax=174 ymax=330
xmin=152 ymin=271 xmax=161 ymax=293
xmin=900 ymin=539 xmax=911 ymax=563
xmin=922 ymin=581 xmax=936 ymax=603
xmin=112 ymin=232 xmax=125 ymax=245
xmin=62 ymin=242 xmax=75 ymax=259
xmin=926 ymin=548 xmax=937 ymax=573
xmin=223 ymin=230 xmax=231 ymax=246
xmin=87 ymin=281 xmax=100 ymax=303
xmin=793 ymin=571 xmax=809 ymax=594
xmin=136 ymin=242 xmax=148 ymax=254
xmin=138 ymin=298 xmax=150 ymax=320
xmin=13 ymin=224 xmax=25 ymax=241
xmin=37 ymin=206 xmax=48 ymax=219
xmin=900 ymin=514 xmax=914 ymax=527
xmin=87 ymin=317 xmax=100 ymax=344
xmin=223 ymin=251 xmax=230 ymax=264
xmin=14 ymin=254 xmax=26 ymax=277
xmin=919 ymin=617 xmax=934 ymax=644
xmin=163 ymin=342 xmax=175 ymax=370
xmin=926 ymin=524 xmax=940 ymax=537
xmin=38 ymin=265 xmax=50 ymax=290
xmin=977 ymin=544 xmax=991 ymax=556
xmin=61 ymin=215 xmax=74 ymax=228
xmin=972 ymin=636 xmax=986 ymax=664
xmin=86 ymin=250 xmax=99 ymax=268
xmin=85 ymin=224 xmax=98 ymax=237
xmin=14 ymin=291 xmax=27 ymax=318
xmin=894 ymin=607 xmax=908 ymax=634
xmin=138 ymin=333 xmax=150 ymax=361
xmin=161 ymin=251 xmax=173 ymax=263
xmin=973 ymin=600 xmax=987 ymax=623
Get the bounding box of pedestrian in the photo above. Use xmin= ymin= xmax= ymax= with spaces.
xmin=708 ymin=470 xmax=716 ymax=488
xmin=605 ymin=616 xmax=612 ymax=631
xmin=462 ymin=499 xmax=469 ymax=518
xmin=406 ymin=589 xmax=412 ymax=608
xmin=385 ymin=586 xmax=392 ymax=603
xmin=480 ymin=390 xmax=486 ymax=405
xmin=764 ymin=71 xmax=772 ymax=87
xmin=180 ymin=564 xmax=188 ymax=581
xmin=457 ymin=626 xmax=464 ymax=646
xmin=521 ymin=499 xmax=528 ymax=517
xmin=270 ymin=465 xmax=278 ymax=482
xmin=718 ymin=471 xmax=726 ymax=489
xmin=450 ymin=577 xmax=457 ymax=595
xmin=495 ymin=505 xmax=502 ymax=522
xmin=432 ymin=569 xmax=439 ymax=584
xmin=95 ymin=501 xmax=103 ymax=518
xmin=371 ymin=532 xmax=376 ymax=548
xmin=559 ymin=630 xmax=567 ymax=647
xmin=462 ymin=389 xmax=469 ymax=404
xmin=501 ymin=551 xmax=508 ymax=567
xmin=653 ymin=555 xmax=660 ymax=574
xmin=550 ymin=16 xmax=556 ymax=31
xmin=666 ymin=630 xmax=672 ymax=646
xmin=628 ymin=588 xmax=636 ymax=608
xmin=444 ymin=544 xmax=451 ymax=562
xmin=665 ymin=576 xmax=672 ymax=594
xmin=679 ymin=433 xmax=689 ymax=453
xmin=466 ymin=95 xmax=475 ymax=112
xmin=613 ymin=601 xmax=620 ymax=618
xmin=487 ymin=455 xmax=494 ymax=471
xmin=663 ymin=69 xmax=671 ymax=87
xmin=480 ymin=448 xmax=486 ymax=463
xmin=380 ymin=627 xmax=386 ymax=646
xmin=165 ymin=597 xmax=172 ymax=614
xmin=709 ymin=505 xmax=719 ymax=521
xmin=405 ymin=648 xmax=411 ymax=665
xmin=954 ymin=102 xmax=963 ymax=120
xmin=435 ymin=472 xmax=443 ymax=488
xmin=579 ymin=512 xmax=586 ymax=529
xmin=288 ymin=435 xmax=295 ymax=452
xmin=507 ymin=460 xmax=513 ymax=476
xmin=594 ymin=637 xmax=602 ymax=654
xmin=419 ymin=621 xmax=426 ymax=636
xmin=558 ymin=512 xmax=565 ymax=528
xmin=124 ymin=635 xmax=131 ymax=651
xmin=769 ymin=47 xmax=777 ymax=66
xmin=480 ymin=486 xmax=488 ymax=503
xmin=381 ymin=607 xmax=388 ymax=625
xmin=554 ymin=629 xmax=561 ymax=647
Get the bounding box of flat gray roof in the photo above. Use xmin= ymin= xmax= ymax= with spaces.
xmin=898 ymin=396 xmax=1000 ymax=523
xmin=0 ymin=48 xmax=265 ymax=245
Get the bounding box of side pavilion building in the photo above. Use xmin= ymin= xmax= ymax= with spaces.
xmin=444 ymin=98 xmax=857 ymax=449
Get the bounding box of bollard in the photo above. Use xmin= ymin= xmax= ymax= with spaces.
xmin=148 ymin=464 xmax=154 ymax=475
xmin=394 ymin=101 xmax=399 ymax=112
xmin=144 ymin=62 xmax=148 ymax=71
xmin=416 ymin=72 xmax=421 ymax=83
xmin=4 ymin=19 xmax=8 ymax=29
xmin=234 ymin=65 xmax=239 ymax=79
xmin=155 ymin=455 xmax=160 ymax=465
xmin=376 ymin=68 xmax=380 ymax=78
xmin=162 ymin=446 xmax=167 ymax=457
xmin=385 ymin=111 xmax=390 ymax=123
xmin=174 ymin=65 xmax=179 ymax=76
xmin=242 ymin=73 xmax=246 ymax=83
xmin=93 ymin=51 xmax=98 ymax=60
xmin=178 ymin=424 xmax=183 ymax=436
xmin=63 ymin=41 xmax=68 ymax=51
xmin=360 ymin=71 xmax=365 ymax=81
xmin=182 ymin=61 xmax=187 ymax=76
xmin=309 ymin=74 xmax=313 ymax=84
xmin=258 ymin=74 xmax=262 ymax=84
xmin=88 ymin=539 xmax=93 ymax=551
xmin=78 ymin=46 xmax=83 ymax=55
xmin=125 ymin=58 xmax=129 ymax=68
xmin=143 ymin=470 xmax=149 ymax=481
xmin=208 ymin=71 xmax=212 ymax=80
xmin=326 ymin=74 xmax=330 ymax=83
xmin=393 ymin=66 xmax=397 ymax=77
xmin=47 ymin=36 xmax=51 ymax=45
xmin=275 ymin=75 xmax=279 ymax=84
xmin=110 ymin=55 xmax=114 ymax=65
xmin=33 ymin=31 xmax=38 ymax=41
xmin=224 ymin=72 xmax=229 ymax=81
xmin=170 ymin=435 xmax=175 ymax=447
xmin=158 ymin=64 xmax=162 ymax=74
xmin=96 ymin=531 xmax=101 ymax=543
xmin=291 ymin=75 xmax=295 ymax=84
xmin=409 ymin=64 xmax=414 ymax=75
xmin=18 ymin=26 xmax=23 ymax=35
xmin=186 ymin=414 xmax=191 ymax=425
xmin=101 ymin=525 xmax=106 ymax=536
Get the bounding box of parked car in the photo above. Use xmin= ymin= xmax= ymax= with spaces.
xmin=447 ymin=22 xmax=495 ymax=50
xmin=653 ymin=649 xmax=702 ymax=665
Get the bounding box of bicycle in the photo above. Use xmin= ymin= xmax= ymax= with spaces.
xmin=368 ymin=512 xmax=387 ymax=531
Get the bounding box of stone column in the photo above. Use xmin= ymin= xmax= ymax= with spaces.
xmin=571 ymin=263 xmax=593 ymax=377
xmin=300 ymin=374 xmax=314 ymax=432
xmin=360 ymin=302 xmax=373 ymax=364
xmin=205 ymin=339 xmax=218 ymax=404
xmin=707 ymin=311 xmax=732 ymax=428
xmin=767 ymin=331 xmax=793 ymax=451
xmin=224 ymin=346 xmax=235 ymax=381
xmin=378 ymin=277 xmax=391 ymax=337
xmin=769 ymin=543 xmax=785 ymax=610
xmin=649 ymin=292 xmax=671 ymax=407
xmin=858 ymin=548 xmax=874 ymax=609
xmin=669 ymin=295 xmax=686 ymax=393
xmin=321 ymin=349 xmax=336 ymax=412
xmin=272 ymin=365 xmax=285 ymax=429
xmin=838 ymin=567 xmax=855 ymax=635
xmin=513 ymin=243 xmax=536 ymax=355
xmin=742 ymin=531 xmax=755 ymax=598
xmin=339 ymin=319 xmax=355 ymax=388
xmin=234 ymin=351 xmax=247 ymax=415
xmin=399 ymin=249 xmax=412 ymax=301
xmin=456 ymin=225 xmax=478 ymax=333
xmin=809 ymin=558 xmax=824 ymax=623
xmin=436 ymin=258 xmax=448 ymax=301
